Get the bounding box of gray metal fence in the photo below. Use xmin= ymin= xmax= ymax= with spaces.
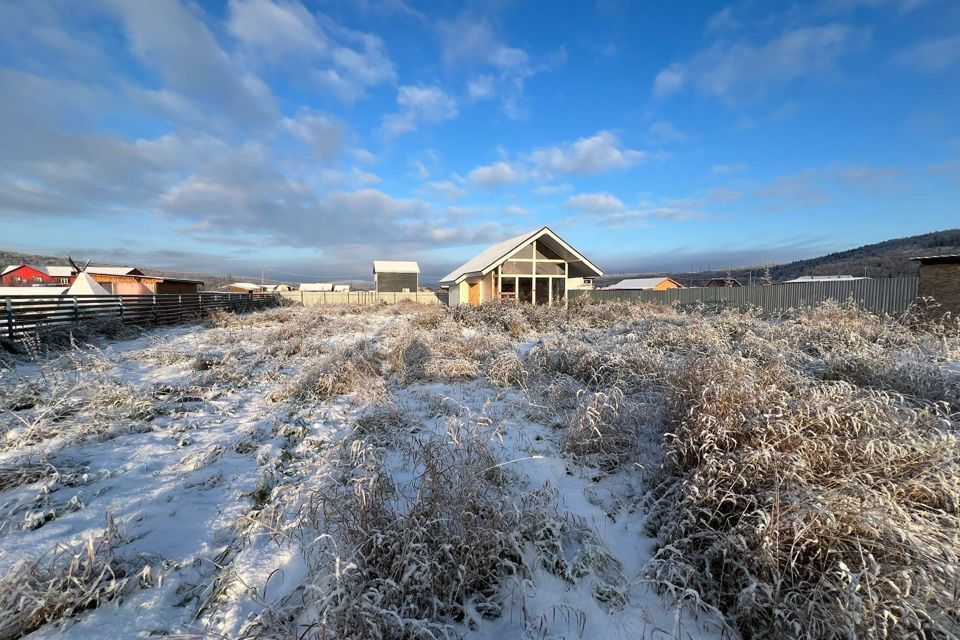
xmin=569 ymin=277 xmax=919 ymax=315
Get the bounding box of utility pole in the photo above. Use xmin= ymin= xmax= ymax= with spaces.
xmin=261 ymin=265 xmax=265 ymax=287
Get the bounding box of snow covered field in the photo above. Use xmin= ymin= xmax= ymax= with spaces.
xmin=0 ymin=301 xmax=957 ymax=639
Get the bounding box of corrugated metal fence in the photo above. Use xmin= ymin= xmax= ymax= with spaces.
xmin=569 ymin=277 xmax=919 ymax=315
xmin=280 ymin=290 xmax=447 ymax=306
xmin=2 ymin=291 xmax=281 ymax=340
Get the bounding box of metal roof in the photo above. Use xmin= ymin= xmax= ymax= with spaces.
xmin=300 ymin=282 xmax=333 ymax=291
xmin=373 ymin=260 xmax=420 ymax=273
xmin=604 ymin=277 xmax=681 ymax=290
xmin=910 ymin=254 xmax=960 ymax=264
xmin=783 ymin=275 xmax=866 ymax=282
xmin=2 ymin=265 xmax=74 ymax=277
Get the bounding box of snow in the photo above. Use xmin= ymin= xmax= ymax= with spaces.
xmin=0 ymin=311 xmax=730 ymax=639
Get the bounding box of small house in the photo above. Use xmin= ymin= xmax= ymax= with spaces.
xmin=228 ymin=282 xmax=265 ymax=293
xmin=910 ymin=254 xmax=960 ymax=317
xmin=604 ymin=277 xmax=683 ymax=291
xmin=373 ymin=261 xmax=420 ymax=293
xmin=1 ymin=265 xmax=74 ymax=287
xmin=333 ymin=284 xmax=351 ymax=292
xmin=439 ymin=227 xmax=602 ymax=306
xmin=705 ymin=277 xmax=742 ymax=288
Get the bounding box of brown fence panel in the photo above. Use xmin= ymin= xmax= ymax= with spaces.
xmin=0 ymin=292 xmax=280 ymax=341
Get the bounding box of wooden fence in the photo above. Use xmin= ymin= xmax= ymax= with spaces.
xmin=280 ymin=290 xmax=447 ymax=306
xmin=569 ymin=277 xmax=920 ymax=315
xmin=2 ymin=292 xmax=280 ymax=340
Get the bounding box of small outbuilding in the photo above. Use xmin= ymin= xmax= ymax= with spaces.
xmin=604 ymin=277 xmax=683 ymax=291
xmin=910 ymin=254 xmax=960 ymax=317
xmin=373 ymin=261 xmax=420 ymax=293
xmin=705 ymin=277 xmax=742 ymax=288
xmin=228 ymin=282 xmax=264 ymax=293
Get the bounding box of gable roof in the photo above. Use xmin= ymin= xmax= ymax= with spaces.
xmin=3 ymin=264 xmax=74 ymax=277
xmin=2 ymin=264 xmax=144 ymax=278
xmin=439 ymin=226 xmax=603 ymax=285
xmin=87 ymin=266 xmax=144 ymax=277
xmin=605 ymin=277 xmax=682 ymax=290
xmin=373 ymin=260 xmax=420 ymax=273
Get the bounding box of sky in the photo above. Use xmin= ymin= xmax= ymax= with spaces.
xmin=1 ymin=0 xmax=958 ymax=283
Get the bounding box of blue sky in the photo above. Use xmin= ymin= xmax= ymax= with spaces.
xmin=1 ymin=0 xmax=958 ymax=282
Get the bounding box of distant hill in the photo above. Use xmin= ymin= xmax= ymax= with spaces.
xmin=598 ymin=229 xmax=960 ymax=287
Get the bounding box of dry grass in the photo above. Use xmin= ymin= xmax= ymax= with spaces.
xmin=0 ymin=516 xmax=144 ymax=640
xmin=640 ymin=315 xmax=960 ymax=638
xmin=3 ymin=298 xmax=958 ymax=639
xmin=270 ymin=340 xmax=386 ymax=403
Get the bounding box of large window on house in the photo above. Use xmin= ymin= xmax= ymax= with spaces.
xmin=512 ymin=243 xmax=534 ymax=259
xmin=536 ymin=262 xmax=563 ymax=275
xmin=551 ymin=278 xmax=565 ymax=303
xmin=535 ymin=240 xmax=563 ymax=260
xmin=502 ymin=260 xmax=534 ymax=274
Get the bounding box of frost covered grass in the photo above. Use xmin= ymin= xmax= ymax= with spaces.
xmin=0 ymin=299 xmax=956 ymax=639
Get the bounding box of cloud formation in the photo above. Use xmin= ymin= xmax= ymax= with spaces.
xmin=654 ymin=24 xmax=869 ymax=102
xmin=380 ymin=85 xmax=458 ymax=139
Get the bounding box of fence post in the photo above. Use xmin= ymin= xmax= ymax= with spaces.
xmin=5 ymin=299 xmax=12 ymax=340
xmin=179 ymin=294 xmax=183 ymax=321
xmin=119 ymin=297 xmax=124 ymax=322
xmin=152 ymin=295 xmax=157 ymax=325
xmin=73 ymin=297 xmax=79 ymax=324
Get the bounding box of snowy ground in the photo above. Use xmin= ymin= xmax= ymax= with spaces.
xmin=0 ymin=305 xmax=733 ymax=639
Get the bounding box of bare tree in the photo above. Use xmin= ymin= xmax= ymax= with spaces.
xmin=761 ymin=264 xmax=773 ymax=286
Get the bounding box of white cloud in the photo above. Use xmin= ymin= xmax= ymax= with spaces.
xmin=533 ymin=183 xmax=574 ymax=195
xmin=380 ymin=85 xmax=458 ymax=139
xmin=467 ymin=75 xmax=496 ymax=101
xmin=711 ymin=162 xmax=748 ymax=175
xmin=649 ymin=120 xmax=689 ymax=143
xmin=227 ymin=0 xmax=325 ymax=58
xmin=228 ymin=0 xmax=395 ymax=103
xmin=468 ymin=161 xmax=522 ymax=188
xmin=425 ymin=180 xmax=466 ymax=200
xmin=821 ymin=0 xmax=925 ymax=12
xmin=409 ymin=159 xmax=430 ymax=180
xmin=653 ymin=24 xmax=869 ymax=102
xmin=436 ymin=14 xmax=561 ymax=119
xmin=503 ymin=205 xmax=528 ymax=216
xmin=706 ymin=6 xmax=738 ymax=32
xmin=282 ymin=110 xmax=343 ymax=163
xmin=528 ymin=131 xmax=649 ymax=177
xmin=105 ymin=0 xmax=278 ymax=126
xmin=894 ymin=35 xmax=960 ymax=72
xmin=350 ymin=148 xmax=377 ymax=164
xmin=563 ymin=192 xmax=626 ymax=213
